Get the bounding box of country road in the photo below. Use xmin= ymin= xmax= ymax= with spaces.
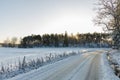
xmin=7 ymin=50 xmax=104 ymax=80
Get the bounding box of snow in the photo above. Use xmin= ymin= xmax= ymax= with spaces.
xmin=0 ymin=47 xmax=107 ymax=67
xmin=5 ymin=51 xmax=96 ymax=80
xmin=0 ymin=47 xmax=92 ymax=79
xmin=0 ymin=47 xmax=83 ymax=67
xmin=109 ymin=50 xmax=120 ymax=65
xmin=0 ymin=47 xmax=119 ymax=80
xmin=100 ymin=52 xmax=120 ymax=80
xmin=0 ymin=47 xmax=85 ymax=80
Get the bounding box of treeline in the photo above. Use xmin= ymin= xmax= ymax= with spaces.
xmin=1 ymin=37 xmax=18 ymax=47
xmin=19 ymin=32 xmax=111 ymax=48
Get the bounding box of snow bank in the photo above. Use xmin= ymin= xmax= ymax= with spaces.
xmin=100 ymin=53 xmax=120 ymax=80
xmin=109 ymin=50 xmax=120 ymax=65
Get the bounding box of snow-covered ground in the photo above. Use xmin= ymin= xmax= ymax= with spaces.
xmin=0 ymin=47 xmax=83 ymax=67
xmin=5 ymin=50 xmax=102 ymax=80
xmin=3 ymin=49 xmax=119 ymax=80
xmin=0 ymin=47 xmax=119 ymax=80
xmin=100 ymin=51 xmax=120 ymax=80
xmin=109 ymin=50 xmax=120 ymax=65
xmin=0 ymin=47 xmax=106 ymax=67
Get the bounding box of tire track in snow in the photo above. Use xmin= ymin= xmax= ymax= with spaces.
xmin=43 ymin=53 xmax=94 ymax=80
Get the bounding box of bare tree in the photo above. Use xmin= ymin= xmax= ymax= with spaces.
xmin=3 ymin=38 xmax=10 ymax=47
xmin=11 ymin=37 xmax=18 ymax=47
xmin=94 ymin=0 xmax=120 ymax=49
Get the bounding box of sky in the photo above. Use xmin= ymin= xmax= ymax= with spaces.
xmin=0 ymin=0 xmax=103 ymax=43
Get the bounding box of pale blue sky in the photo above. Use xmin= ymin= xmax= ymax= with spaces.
xmin=0 ymin=0 xmax=102 ymax=42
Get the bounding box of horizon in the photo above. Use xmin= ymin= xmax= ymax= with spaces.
xmin=0 ymin=0 xmax=103 ymax=43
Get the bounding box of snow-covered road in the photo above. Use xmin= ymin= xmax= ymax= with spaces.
xmin=6 ymin=50 xmax=104 ymax=80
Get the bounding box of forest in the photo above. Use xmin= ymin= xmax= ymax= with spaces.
xmin=17 ymin=32 xmax=111 ymax=48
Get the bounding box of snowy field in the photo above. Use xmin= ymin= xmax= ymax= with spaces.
xmin=0 ymin=47 xmax=104 ymax=67
xmin=0 ymin=47 xmax=82 ymax=67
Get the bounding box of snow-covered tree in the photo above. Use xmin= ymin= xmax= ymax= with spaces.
xmin=94 ymin=0 xmax=120 ymax=49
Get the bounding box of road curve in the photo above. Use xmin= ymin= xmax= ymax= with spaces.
xmin=7 ymin=50 xmax=104 ymax=80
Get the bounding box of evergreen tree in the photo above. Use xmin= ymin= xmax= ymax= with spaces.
xmin=63 ymin=31 xmax=68 ymax=47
